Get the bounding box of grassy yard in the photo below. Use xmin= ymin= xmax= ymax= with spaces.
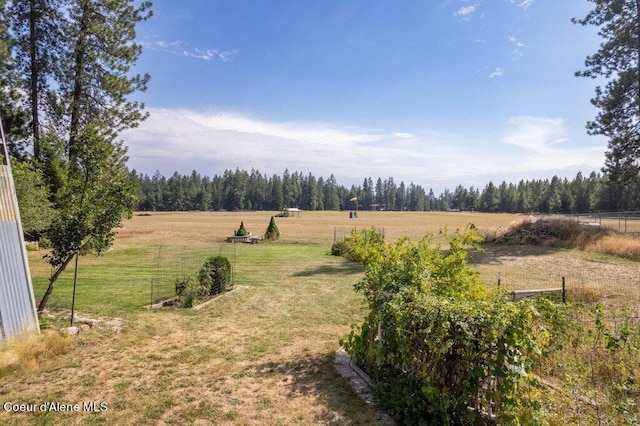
xmin=2 ymin=211 xmax=639 ymax=424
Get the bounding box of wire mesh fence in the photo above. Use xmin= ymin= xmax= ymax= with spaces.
xmin=148 ymin=243 xmax=238 ymax=305
xmin=474 ymin=254 xmax=640 ymax=307
xmin=550 ymin=210 xmax=640 ymax=233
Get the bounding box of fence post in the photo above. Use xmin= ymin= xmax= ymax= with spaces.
xmin=562 ymin=276 xmax=566 ymax=304
xmin=497 ymin=272 xmax=501 ymax=287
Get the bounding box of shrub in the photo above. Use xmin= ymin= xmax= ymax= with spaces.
xmin=264 ymin=216 xmax=280 ymax=240
xmin=25 ymin=242 xmax=39 ymax=251
xmin=198 ymin=256 xmax=232 ymax=295
xmin=331 ymin=239 xmax=351 ymax=257
xmin=342 ymin=227 xmax=564 ymax=424
xmin=175 ymin=276 xmax=208 ymax=308
xmin=235 ymin=221 xmax=249 ymax=237
xmin=330 ymin=227 xmax=385 ymax=262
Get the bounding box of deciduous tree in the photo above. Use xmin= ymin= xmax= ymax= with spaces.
xmin=38 ymin=127 xmax=136 ymax=312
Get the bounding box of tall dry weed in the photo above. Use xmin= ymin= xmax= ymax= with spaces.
xmin=588 ymin=234 xmax=640 ymax=261
xmin=0 ymin=330 xmax=74 ymax=374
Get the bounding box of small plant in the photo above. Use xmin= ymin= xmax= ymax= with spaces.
xmin=235 ymin=221 xmax=249 ymax=237
xmin=25 ymin=242 xmax=39 ymax=251
xmin=264 ymin=216 xmax=280 ymax=241
xmin=198 ymin=256 xmax=232 ymax=295
xmin=175 ymin=276 xmax=208 ymax=308
xmin=331 ymin=239 xmax=351 ymax=258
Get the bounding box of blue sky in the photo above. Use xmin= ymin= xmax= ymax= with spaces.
xmin=122 ymin=0 xmax=606 ymax=193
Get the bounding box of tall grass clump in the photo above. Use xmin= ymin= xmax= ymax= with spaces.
xmin=342 ymin=227 xmax=565 ymax=424
xmin=0 ymin=331 xmax=74 ymax=375
xmin=588 ymin=234 xmax=640 ymax=261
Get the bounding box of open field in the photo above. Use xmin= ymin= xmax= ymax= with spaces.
xmin=2 ymin=211 xmax=639 ymax=424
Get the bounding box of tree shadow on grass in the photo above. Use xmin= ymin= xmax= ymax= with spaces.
xmin=293 ymin=261 xmax=364 ymax=277
xmin=469 ymin=244 xmax=563 ymax=266
xmin=247 ymin=353 xmax=388 ymax=425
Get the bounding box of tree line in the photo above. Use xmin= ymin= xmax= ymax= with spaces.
xmin=132 ymin=168 xmax=640 ymax=214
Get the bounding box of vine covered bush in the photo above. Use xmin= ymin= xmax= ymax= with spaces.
xmin=198 ymin=256 xmax=232 ymax=295
xmin=341 ymin=227 xmax=564 ymax=424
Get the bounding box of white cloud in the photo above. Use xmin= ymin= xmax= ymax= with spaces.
xmin=502 ymin=117 xmax=604 ymax=174
xmin=508 ymin=35 xmax=525 ymax=59
xmin=143 ymin=40 xmax=237 ymax=61
xmin=454 ymin=5 xmax=478 ymax=20
xmin=489 ymin=68 xmax=503 ymax=78
xmin=393 ymin=132 xmax=414 ymax=139
xmin=504 ymin=116 xmax=566 ymax=154
xmin=518 ymin=0 xmax=534 ymax=9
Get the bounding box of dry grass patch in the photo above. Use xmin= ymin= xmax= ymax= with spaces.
xmin=0 ymin=330 xmax=74 ymax=374
xmin=588 ymin=233 xmax=640 ymax=261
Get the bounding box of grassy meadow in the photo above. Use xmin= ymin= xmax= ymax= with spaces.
xmin=1 ymin=211 xmax=639 ymax=424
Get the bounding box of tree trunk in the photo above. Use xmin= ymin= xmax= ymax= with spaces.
xmin=29 ymin=0 xmax=40 ymax=159
xmin=37 ymin=253 xmax=75 ymax=312
xmin=68 ymin=1 xmax=90 ymax=160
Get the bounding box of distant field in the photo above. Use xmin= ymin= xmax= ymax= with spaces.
xmin=115 ymin=210 xmax=525 ymax=245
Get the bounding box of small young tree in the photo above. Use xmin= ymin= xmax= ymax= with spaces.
xmin=37 ymin=126 xmax=136 ymax=312
xmin=263 ymin=216 xmax=280 ymax=240
xmin=235 ymin=220 xmax=249 ymax=236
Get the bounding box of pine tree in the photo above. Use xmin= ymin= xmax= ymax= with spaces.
xmin=574 ymin=1 xmax=640 ymax=184
xmin=62 ymin=0 xmax=152 ymax=158
xmin=264 ymin=216 xmax=280 ymax=240
xmin=9 ymin=0 xmax=65 ymax=159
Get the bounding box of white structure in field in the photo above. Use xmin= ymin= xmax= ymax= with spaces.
xmin=0 ymin=120 xmax=40 ymax=340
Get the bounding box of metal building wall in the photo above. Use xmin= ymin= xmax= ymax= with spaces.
xmin=0 ymin=140 xmax=40 ymax=340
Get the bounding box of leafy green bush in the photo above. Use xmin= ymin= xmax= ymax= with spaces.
xmin=330 ymin=239 xmax=351 ymax=257
xmin=198 ymin=256 xmax=232 ymax=295
xmin=342 ymin=227 xmax=564 ymax=424
xmin=330 ymin=227 xmax=384 ymax=262
xmin=264 ymin=216 xmax=280 ymax=240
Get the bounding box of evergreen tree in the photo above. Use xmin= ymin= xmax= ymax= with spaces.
xmin=9 ymin=0 xmax=64 ymax=159
xmin=264 ymin=216 xmax=280 ymax=240
xmin=62 ymin=0 xmax=152 ymax=158
xmin=0 ymin=0 xmax=30 ymax=157
xmin=574 ymin=1 xmax=640 ymax=184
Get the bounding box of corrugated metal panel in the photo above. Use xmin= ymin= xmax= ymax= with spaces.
xmin=0 ymin=139 xmax=40 ymax=340
xmin=0 ymin=222 xmax=39 ymax=337
xmin=0 ymin=164 xmax=17 ymax=222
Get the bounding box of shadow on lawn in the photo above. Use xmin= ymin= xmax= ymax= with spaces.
xmin=469 ymin=244 xmax=563 ymax=266
xmin=248 ymin=353 xmax=387 ymax=425
xmin=293 ymin=261 xmax=363 ymax=277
